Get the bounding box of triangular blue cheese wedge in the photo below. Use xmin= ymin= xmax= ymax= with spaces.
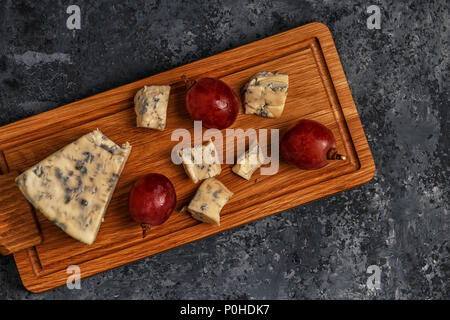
xmin=15 ymin=129 xmax=131 ymax=245
xmin=187 ymin=178 xmax=233 ymax=226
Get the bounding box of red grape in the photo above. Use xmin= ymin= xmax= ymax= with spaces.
xmin=129 ymin=173 xmax=176 ymax=237
xmin=186 ymin=77 xmax=240 ymax=129
xmin=281 ymin=119 xmax=346 ymax=170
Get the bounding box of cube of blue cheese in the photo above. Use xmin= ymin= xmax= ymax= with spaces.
xmin=15 ymin=129 xmax=131 ymax=245
xmin=179 ymin=140 xmax=221 ymax=184
xmin=187 ymin=178 xmax=233 ymax=226
xmin=243 ymin=72 xmax=289 ymax=118
xmin=232 ymin=144 xmax=264 ymax=180
xmin=134 ymin=85 xmax=171 ymax=130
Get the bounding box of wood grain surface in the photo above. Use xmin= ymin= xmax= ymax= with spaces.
xmin=0 ymin=22 xmax=375 ymax=292
xmin=0 ymin=171 xmax=42 ymax=255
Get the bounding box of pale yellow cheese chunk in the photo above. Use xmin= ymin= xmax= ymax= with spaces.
xmin=134 ymin=85 xmax=171 ymax=130
xmin=179 ymin=140 xmax=221 ymax=184
xmin=187 ymin=178 xmax=233 ymax=226
xmin=232 ymin=144 xmax=264 ymax=180
xmin=244 ymin=72 xmax=289 ymax=118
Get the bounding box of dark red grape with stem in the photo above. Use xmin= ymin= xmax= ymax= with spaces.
xmin=129 ymin=173 xmax=176 ymax=238
xmin=281 ymin=119 xmax=346 ymax=170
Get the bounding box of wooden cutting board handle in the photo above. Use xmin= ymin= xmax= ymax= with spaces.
xmin=0 ymin=171 xmax=43 ymax=255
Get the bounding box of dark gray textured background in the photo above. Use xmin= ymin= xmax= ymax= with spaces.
xmin=0 ymin=0 xmax=448 ymax=299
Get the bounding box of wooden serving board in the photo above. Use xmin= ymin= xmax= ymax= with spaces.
xmin=0 ymin=23 xmax=375 ymax=292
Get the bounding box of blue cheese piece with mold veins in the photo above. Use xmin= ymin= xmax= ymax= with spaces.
xmin=134 ymin=85 xmax=171 ymax=130
xmin=179 ymin=140 xmax=221 ymax=184
xmin=15 ymin=129 xmax=131 ymax=245
xmin=243 ymin=72 xmax=289 ymax=118
xmin=187 ymin=178 xmax=233 ymax=226
xmin=232 ymin=144 xmax=264 ymax=180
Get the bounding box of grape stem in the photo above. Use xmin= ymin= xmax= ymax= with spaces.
xmin=141 ymin=223 xmax=152 ymax=238
xmin=182 ymin=75 xmax=196 ymax=90
xmin=327 ymin=148 xmax=346 ymax=161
